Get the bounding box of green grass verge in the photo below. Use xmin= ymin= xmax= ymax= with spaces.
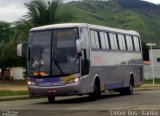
xmin=0 ymin=90 xmax=28 ymax=97
xmin=144 ymin=78 xmax=160 ymax=84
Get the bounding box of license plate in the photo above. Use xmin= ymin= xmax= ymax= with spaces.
xmin=38 ymin=83 xmax=51 ymax=87
xmin=36 ymin=79 xmax=44 ymax=83
xmin=48 ymin=89 xmax=56 ymax=93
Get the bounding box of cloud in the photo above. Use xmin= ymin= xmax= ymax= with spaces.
xmin=0 ymin=0 xmax=30 ymax=22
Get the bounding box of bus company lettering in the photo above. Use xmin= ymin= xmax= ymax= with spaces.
xmin=142 ymin=110 xmax=159 ymax=116
xmin=94 ymin=56 xmax=102 ymax=65
xmin=110 ymin=110 xmax=126 ymax=116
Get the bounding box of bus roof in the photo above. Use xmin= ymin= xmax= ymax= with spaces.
xmin=30 ymin=23 xmax=139 ymax=36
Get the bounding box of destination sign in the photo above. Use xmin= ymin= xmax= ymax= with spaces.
xmin=54 ymin=31 xmax=75 ymax=38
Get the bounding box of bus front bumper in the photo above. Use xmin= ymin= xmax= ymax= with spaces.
xmin=28 ymin=82 xmax=82 ymax=96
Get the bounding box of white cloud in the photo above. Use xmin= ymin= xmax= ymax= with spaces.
xmin=0 ymin=0 xmax=29 ymax=22
xmin=0 ymin=6 xmax=27 ymax=22
xmin=142 ymin=0 xmax=160 ymax=4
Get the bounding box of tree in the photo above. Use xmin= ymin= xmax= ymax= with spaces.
xmin=25 ymin=0 xmax=62 ymax=26
xmin=0 ymin=21 xmax=12 ymax=68
xmin=15 ymin=0 xmax=74 ymax=42
xmin=0 ymin=21 xmax=12 ymax=49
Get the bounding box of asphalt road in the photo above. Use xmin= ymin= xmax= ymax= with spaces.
xmin=0 ymin=90 xmax=160 ymax=116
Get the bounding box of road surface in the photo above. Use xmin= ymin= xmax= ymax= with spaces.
xmin=0 ymin=90 xmax=160 ymax=116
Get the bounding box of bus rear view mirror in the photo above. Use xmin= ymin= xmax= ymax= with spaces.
xmin=17 ymin=43 xmax=23 ymax=57
xmin=76 ymin=39 xmax=82 ymax=53
xmin=17 ymin=43 xmax=26 ymax=57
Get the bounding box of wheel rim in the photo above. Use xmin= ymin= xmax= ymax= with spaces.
xmin=94 ymin=83 xmax=98 ymax=95
xmin=130 ymin=81 xmax=133 ymax=93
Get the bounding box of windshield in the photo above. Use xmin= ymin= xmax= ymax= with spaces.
xmin=27 ymin=31 xmax=51 ymax=77
xmin=27 ymin=28 xmax=79 ymax=77
xmin=52 ymin=28 xmax=79 ymax=76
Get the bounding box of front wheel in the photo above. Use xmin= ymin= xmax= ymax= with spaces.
xmin=48 ymin=95 xmax=55 ymax=103
xmin=89 ymin=80 xmax=101 ymax=100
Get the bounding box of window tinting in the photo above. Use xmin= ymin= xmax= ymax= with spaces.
xmin=94 ymin=31 xmax=100 ymax=49
xmin=100 ymin=32 xmax=107 ymax=49
xmin=133 ymin=36 xmax=140 ymax=51
xmin=126 ymin=35 xmax=133 ymax=51
xmin=99 ymin=32 xmax=110 ymax=49
xmin=109 ymin=33 xmax=118 ymax=50
xmin=104 ymin=33 xmax=110 ymax=49
xmin=91 ymin=31 xmax=96 ymax=49
xmin=118 ymin=34 xmax=126 ymax=50
xmin=157 ymin=58 xmax=160 ymax=62
xmin=90 ymin=30 xmax=100 ymax=49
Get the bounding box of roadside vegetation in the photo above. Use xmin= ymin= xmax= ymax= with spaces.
xmin=0 ymin=90 xmax=28 ymax=97
xmin=144 ymin=78 xmax=160 ymax=84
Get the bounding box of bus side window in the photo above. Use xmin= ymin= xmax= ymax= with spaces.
xmin=90 ymin=30 xmax=100 ymax=49
xmin=131 ymin=36 xmax=136 ymax=51
xmin=118 ymin=34 xmax=126 ymax=51
xmin=94 ymin=31 xmax=100 ymax=49
xmin=100 ymin=32 xmax=106 ymax=49
xmin=100 ymin=32 xmax=110 ymax=49
xmin=133 ymin=36 xmax=140 ymax=51
xmin=90 ymin=31 xmax=97 ymax=49
xmin=109 ymin=33 xmax=118 ymax=50
xmin=116 ymin=34 xmax=120 ymax=50
xmin=126 ymin=35 xmax=133 ymax=51
xmin=104 ymin=32 xmax=110 ymax=49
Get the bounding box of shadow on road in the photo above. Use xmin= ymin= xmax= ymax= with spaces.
xmin=36 ymin=92 xmax=137 ymax=105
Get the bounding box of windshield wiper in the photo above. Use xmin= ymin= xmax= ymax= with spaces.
xmin=52 ymin=54 xmax=65 ymax=75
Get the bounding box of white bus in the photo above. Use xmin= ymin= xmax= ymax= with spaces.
xmin=17 ymin=23 xmax=143 ymax=103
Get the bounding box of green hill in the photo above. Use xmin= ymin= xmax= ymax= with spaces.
xmin=65 ymin=0 xmax=160 ymax=46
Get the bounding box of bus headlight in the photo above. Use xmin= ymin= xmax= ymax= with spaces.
xmin=67 ymin=78 xmax=80 ymax=84
xmin=27 ymin=81 xmax=37 ymax=86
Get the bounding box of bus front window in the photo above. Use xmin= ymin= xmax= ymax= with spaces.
xmin=52 ymin=28 xmax=80 ymax=76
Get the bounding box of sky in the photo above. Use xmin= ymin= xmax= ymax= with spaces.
xmin=0 ymin=0 xmax=160 ymax=23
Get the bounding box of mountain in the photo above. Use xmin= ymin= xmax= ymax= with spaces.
xmin=65 ymin=0 xmax=160 ymax=46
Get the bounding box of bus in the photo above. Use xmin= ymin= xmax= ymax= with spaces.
xmin=17 ymin=23 xmax=143 ymax=103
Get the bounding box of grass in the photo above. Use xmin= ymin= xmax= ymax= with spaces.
xmin=144 ymin=78 xmax=160 ymax=84
xmin=0 ymin=80 xmax=26 ymax=85
xmin=67 ymin=1 xmax=160 ymax=46
xmin=0 ymin=90 xmax=28 ymax=97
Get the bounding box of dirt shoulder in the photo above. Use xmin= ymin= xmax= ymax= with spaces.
xmin=0 ymin=84 xmax=27 ymax=91
xmin=135 ymin=84 xmax=160 ymax=91
xmin=0 ymin=80 xmax=27 ymax=91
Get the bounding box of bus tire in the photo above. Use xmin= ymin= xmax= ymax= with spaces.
xmin=126 ymin=77 xmax=134 ymax=95
xmin=120 ymin=77 xmax=134 ymax=95
xmin=48 ymin=95 xmax=55 ymax=103
xmin=89 ymin=79 xmax=101 ymax=100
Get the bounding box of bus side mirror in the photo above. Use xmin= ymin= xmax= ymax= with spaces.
xmin=17 ymin=43 xmax=26 ymax=57
xmin=76 ymin=39 xmax=82 ymax=53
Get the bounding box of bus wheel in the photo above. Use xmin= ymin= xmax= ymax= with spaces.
xmin=120 ymin=78 xmax=134 ymax=95
xmin=48 ymin=95 xmax=55 ymax=103
xmin=126 ymin=77 xmax=134 ymax=95
xmin=89 ymin=79 xmax=101 ymax=100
